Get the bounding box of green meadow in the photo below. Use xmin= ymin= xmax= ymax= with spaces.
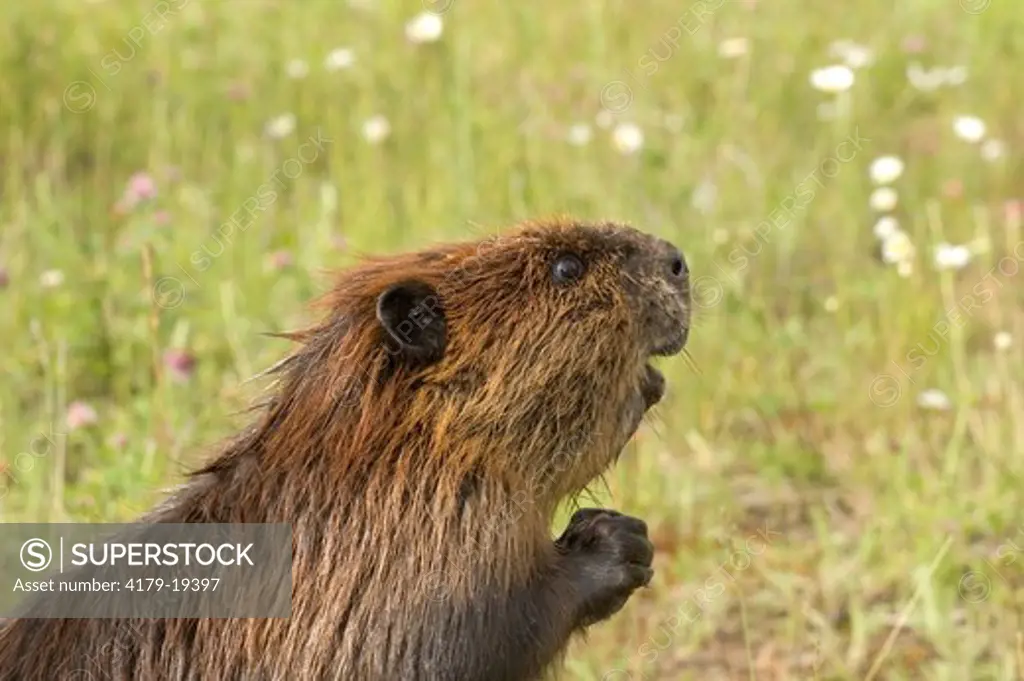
xmin=2 ymin=0 xmax=1023 ymax=678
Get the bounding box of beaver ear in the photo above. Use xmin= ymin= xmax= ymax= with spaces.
xmin=375 ymin=280 xmax=446 ymax=365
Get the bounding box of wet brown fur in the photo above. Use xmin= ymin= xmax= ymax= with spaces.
xmin=0 ymin=217 xmax=690 ymax=681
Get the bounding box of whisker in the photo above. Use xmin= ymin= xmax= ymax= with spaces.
xmin=681 ymin=348 xmax=703 ymax=377
xmin=242 ymin=356 xmax=294 ymax=386
xmin=641 ymin=412 xmax=672 ymax=449
xmin=577 ymin=474 xmax=610 ymax=508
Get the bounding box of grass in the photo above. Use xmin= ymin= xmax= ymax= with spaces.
xmin=2 ymin=0 xmax=1024 ymax=678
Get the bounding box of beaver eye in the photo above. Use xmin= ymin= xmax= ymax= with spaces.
xmin=551 ymin=253 xmax=585 ymax=285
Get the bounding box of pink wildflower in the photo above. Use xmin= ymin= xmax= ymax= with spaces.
xmin=66 ymin=401 xmax=99 ymax=430
xmin=163 ymin=349 xmax=196 ymax=382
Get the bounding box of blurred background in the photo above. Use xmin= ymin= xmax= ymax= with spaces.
xmin=2 ymin=0 xmax=1023 ymax=678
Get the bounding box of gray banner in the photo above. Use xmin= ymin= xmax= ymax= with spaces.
xmin=0 ymin=523 xmax=292 ymax=618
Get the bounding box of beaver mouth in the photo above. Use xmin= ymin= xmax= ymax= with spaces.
xmin=640 ymin=328 xmax=689 ymax=410
xmin=640 ymin=364 xmax=667 ymax=410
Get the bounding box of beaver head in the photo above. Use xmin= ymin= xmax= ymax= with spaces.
xmin=0 ymin=220 xmax=691 ymax=681
xmin=260 ymin=218 xmax=689 ymax=520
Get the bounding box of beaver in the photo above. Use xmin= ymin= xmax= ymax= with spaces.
xmin=0 ymin=217 xmax=690 ymax=681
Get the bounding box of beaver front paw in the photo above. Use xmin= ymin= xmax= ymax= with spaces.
xmin=554 ymin=508 xmax=654 ymax=628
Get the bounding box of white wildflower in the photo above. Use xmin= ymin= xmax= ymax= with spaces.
xmin=873 ymin=216 xmax=900 ymax=240
xmin=869 ymin=187 xmax=899 ymax=212
xmin=953 ymin=115 xmax=986 ymax=143
xmin=905 ymin=64 xmax=966 ymax=89
xmin=566 ymin=123 xmax=592 ymax=147
xmin=40 ymin=269 xmax=64 ymax=288
xmin=405 ymin=12 xmax=443 ymax=43
xmin=824 ymin=296 xmax=839 ymax=312
xmin=324 ymin=48 xmax=355 ymax=71
xmin=829 ymin=40 xmax=874 ymax=69
xmin=265 ymin=113 xmax=296 ymax=139
xmin=981 ymin=139 xmax=1005 ymax=161
xmin=944 ymin=65 xmax=967 ymax=86
xmin=611 ymin=122 xmax=644 ymax=155
xmin=809 ymin=65 xmax=855 ymax=93
xmin=906 ymin=63 xmax=943 ymax=92
xmin=881 ymin=230 xmax=914 ymax=265
xmin=917 ymin=388 xmax=951 ymax=411
xmin=361 ymin=115 xmax=391 ymax=144
xmin=691 ymin=180 xmax=718 ymax=214
xmin=842 ymin=44 xmax=874 ymax=69
xmin=869 ymin=156 xmax=904 ymax=185
xmin=595 ymin=109 xmax=614 ymax=129
xmin=718 ymin=37 xmax=749 ymax=58
xmin=286 ymin=59 xmax=309 ymax=79
xmin=933 ymin=243 xmax=971 ymax=270
xmin=994 ymin=331 xmax=1012 ymax=351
